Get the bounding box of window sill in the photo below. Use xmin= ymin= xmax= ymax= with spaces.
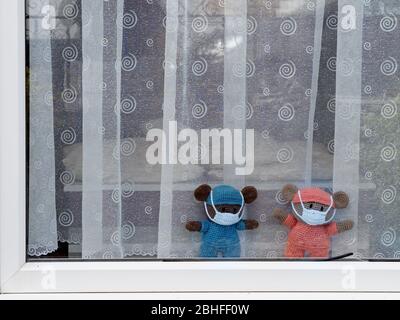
xmin=3 ymin=261 xmax=400 ymax=293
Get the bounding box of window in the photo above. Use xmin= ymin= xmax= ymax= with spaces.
xmin=25 ymin=0 xmax=400 ymax=261
xmin=1 ymin=0 xmax=400 ymax=294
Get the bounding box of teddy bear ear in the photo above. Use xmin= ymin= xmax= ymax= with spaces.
xmin=282 ymin=184 xmax=298 ymax=201
xmin=333 ymin=191 xmax=349 ymax=208
xmin=194 ymin=184 xmax=212 ymax=201
xmin=241 ymin=186 xmax=258 ymax=204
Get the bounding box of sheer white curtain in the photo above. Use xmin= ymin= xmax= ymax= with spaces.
xmin=81 ymin=0 xmax=161 ymax=258
xmin=157 ymin=0 xmax=327 ymax=258
xmin=28 ymin=0 xmax=58 ymax=256
xmin=28 ymin=0 xmax=400 ymax=260
xmin=334 ymin=0 xmax=400 ymax=259
xmin=81 ymin=0 xmax=123 ymax=259
xmin=29 ymin=0 xmax=164 ymax=258
xmin=243 ymin=0 xmax=327 ymax=258
xmin=157 ymin=0 xmax=250 ymax=258
xmin=27 ymin=0 xmax=337 ymax=259
xmin=331 ymin=0 xmax=363 ymax=257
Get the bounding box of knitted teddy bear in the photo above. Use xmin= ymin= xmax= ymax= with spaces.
xmin=186 ymin=184 xmax=259 ymax=258
xmin=273 ymin=184 xmax=354 ymax=258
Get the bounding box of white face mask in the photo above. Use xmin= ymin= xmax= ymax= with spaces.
xmin=291 ymin=190 xmax=336 ymax=226
xmin=204 ymin=191 xmax=245 ymax=226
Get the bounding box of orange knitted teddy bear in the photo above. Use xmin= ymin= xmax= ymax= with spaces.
xmin=273 ymin=184 xmax=354 ymax=258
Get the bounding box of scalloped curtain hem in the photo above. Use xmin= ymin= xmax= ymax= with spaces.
xmin=29 ymin=237 xmax=157 ymax=258
xmin=58 ymin=234 xmax=81 ymax=245
xmin=83 ymin=245 xmax=157 ymax=259
xmin=27 ymin=244 xmax=59 ymax=257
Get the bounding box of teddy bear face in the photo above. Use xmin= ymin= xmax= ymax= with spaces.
xmin=282 ymin=184 xmax=350 ymax=226
xmin=292 ymin=202 xmax=336 ymax=225
xmin=194 ymin=184 xmax=258 ymax=221
xmin=205 ymin=204 xmax=242 ymax=218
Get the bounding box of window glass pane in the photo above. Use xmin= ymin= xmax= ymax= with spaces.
xmin=26 ymin=0 xmax=400 ymax=261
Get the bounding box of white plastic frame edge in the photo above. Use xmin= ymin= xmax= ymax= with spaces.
xmin=2 ymin=0 xmax=400 ymax=295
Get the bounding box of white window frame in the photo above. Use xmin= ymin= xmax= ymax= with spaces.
xmin=2 ymin=0 xmax=400 ymax=295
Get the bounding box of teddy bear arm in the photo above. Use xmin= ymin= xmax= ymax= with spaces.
xmin=243 ymin=219 xmax=259 ymax=230
xmin=185 ymin=221 xmax=202 ymax=232
xmin=273 ymin=208 xmax=289 ymax=224
xmin=336 ymin=220 xmax=354 ymax=233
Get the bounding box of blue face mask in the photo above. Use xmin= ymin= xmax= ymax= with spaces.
xmin=291 ymin=190 xmax=336 ymax=226
xmin=204 ymin=191 xmax=245 ymax=226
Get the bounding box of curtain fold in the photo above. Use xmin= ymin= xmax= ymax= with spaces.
xmin=222 ymin=0 xmax=247 ymax=185
xmin=157 ymin=0 xmax=179 ymax=259
xmin=332 ymin=0 xmax=364 ymax=257
xmin=81 ymin=0 xmax=106 ymax=258
xmin=222 ymin=0 xmax=248 ymax=256
xmin=81 ymin=0 xmax=126 ymax=259
xmin=28 ymin=0 xmax=58 ymax=256
xmin=305 ymin=0 xmax=325 ymax=185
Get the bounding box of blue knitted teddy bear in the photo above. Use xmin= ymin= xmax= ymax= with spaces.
xmin=186 ymin=184 xmax=259 ymax=258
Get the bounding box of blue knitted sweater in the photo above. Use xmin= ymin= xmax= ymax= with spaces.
xmin=200 ymin=220 xmax=246 ymax=247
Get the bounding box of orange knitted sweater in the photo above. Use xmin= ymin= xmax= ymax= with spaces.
xmin=284 ymin=214 xmax=338 ymax=249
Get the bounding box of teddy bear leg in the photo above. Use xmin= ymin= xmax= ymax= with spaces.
xmin=222 ymin=244 xmax=241 ymax=258
xmin=284 ymin=242 xmax=305 ymax=258
xmin=308 ymin=247 xmax=330 ymax=258
xmin=200 ymin=243 xmax=218 ymax=258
